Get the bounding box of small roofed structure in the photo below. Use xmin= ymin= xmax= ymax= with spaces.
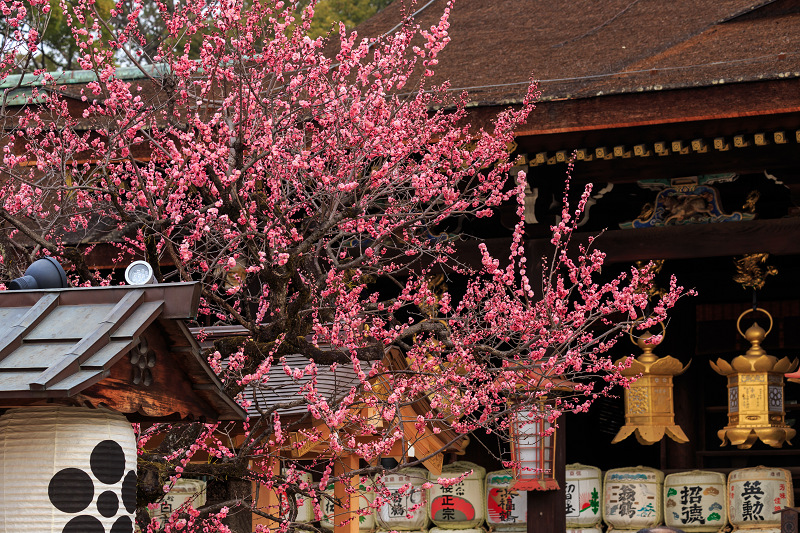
xmin=0 ymin=281 xmax=244 ymax=533
xmin=0 ymin=281 xmax=244 ymax=421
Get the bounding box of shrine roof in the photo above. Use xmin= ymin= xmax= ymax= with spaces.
xmin=353 ymin=0 xmax=800 ymax=105
xmin=0 ymin=283 xmax=245 ymax=421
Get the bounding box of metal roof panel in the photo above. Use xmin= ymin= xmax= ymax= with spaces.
xmin=0 ymin=343 xmax=72 ymax=371
xmin=25 ymin=304 xmax=116 ymax=341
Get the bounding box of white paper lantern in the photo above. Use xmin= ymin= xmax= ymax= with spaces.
xmin=664 ymin=470 xmax=726 ymax=532
xmin=565 ymin=464 xmax=602 ymax=529
xmin=603 ymin=466 xmax=663 ymax=531
xmin=728 ymin=467 xmax=793 ymax=530
xmin=0 ymin=406 xmax=137 ymax=533
xmin=485 ymin=470 xmax=526 ymax=531
xmin=429 ymin=461 xmax=486 ymax=529
xmin=376 ymin=468 xmax=431 ymax=531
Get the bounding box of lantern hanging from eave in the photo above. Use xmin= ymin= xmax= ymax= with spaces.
xmin=710 ymin=307 xmax=798 ymax=448
xmin=612 ymin=325 xmax=690 ymax=445
xmin=509 ymin=403 xmax=559 ymax=491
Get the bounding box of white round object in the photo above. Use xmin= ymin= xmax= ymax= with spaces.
xmin=0 ymin=406 xmax=137 ymax=533
xmin=125 ymin=261 xmax=154 ymax=285
xmin=485 ymin=470 xmax=526 ymax=531
xmin=603 ymin=466 xmax=664 ymax=530
xmin=321 ymin=481 xmax=375 ymax=531
xmin=375 ymin=468 xmax=431 ymax=530
xmin=565 ymin=464 xmax=602 ymax=528
xmin=430 ymin=528 xmax=483 ymax=533
xmin=428 ymin=461 xmax=486 ymax=529
xmin=728 ymin=467 xmax=793 ymax=530
xmin=149 ymin=479 xmax=206 ymax=524
xmin=279 ymin=470 xmax=314 ymax=523
xmin=664 ymin=470 xmax=726 ymax=532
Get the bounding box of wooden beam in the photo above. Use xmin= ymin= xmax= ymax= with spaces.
xmin=465 ymin=79 xmax=800 ymax=137
xmin=333 ymin=454 xmax=361 ymax=533
xmin=466 ymin=218 xmax=800 ymax=268
xmin=251 ymin=453 xmax=281 ymax=530
xmin=527 ymin=421 xmax=566 ymax=533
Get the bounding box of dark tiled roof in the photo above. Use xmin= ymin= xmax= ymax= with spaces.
xmin=240 ymin=353 xmax=364 ymax=418
xmin=353 ymin=0 xmax=800 ymax=105
xmin=0 ymin=283 xmax=245 ymax=420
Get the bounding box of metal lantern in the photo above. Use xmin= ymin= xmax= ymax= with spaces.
xmin=710 ymin=307 xmax=798 ymax=448
xmin=510 ymin=404 xmax=559 ymax=491
xmin=612 ymin=326 xmax=690 ymax=445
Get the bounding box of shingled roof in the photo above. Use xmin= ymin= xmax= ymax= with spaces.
xmin=0 ymin=282 xmax=245 ymax=421
xmin=353 ymin=0 xmax=800 ymax=105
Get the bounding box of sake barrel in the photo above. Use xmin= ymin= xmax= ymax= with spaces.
xmin=321 ymin=482 xmax=376 ymax=531
xmin=728 ymin=467 xmax=793 ymax=530
xmin=431 ymin=528 xmax=484 ymax=533
xmin=603 ymin=466 xmax=663 ymax=530
xmin=567 ymin=528 xmax=603 ymax=533
xmin=280 ymin=470 xmax=314 ymax=523
xmin=486 ymin=470 xmax=527 ymax=531
xmin=0 ymin=406 xmax=137 ymax=533
xmin=663 ymin=470 xmax=726 ymax=532
xmin=565 ymin=463 xmax=603 ymax=528
xmin=150 ymin=479 xmax=207 ymax=524
xmin=429 ymin=461 xmax=486 ymax=529
xmin=376 ymin=468 xmax=431 ymax=530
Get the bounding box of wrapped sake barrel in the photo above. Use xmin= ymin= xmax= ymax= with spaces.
xmin=150 ymin=479 xmax=207 ymax=523
xmin=431 ymin=528 xmax=483 ymax=533
xmin=321 ymin=482 xmax=376 ymax=531
xmin=279 ymin=470 xmax=314 ymax=523
xmin=565 ymin=463 xmax=603 ymax=528
xmin=663 ymin=470 xmax=726 ymax=532
xmin=429 ymin=461 xmax=486 ymax=529
xmin=567 ymin=528 xmax=603 ymax=533
xmin=376 ymin=468 xmax=431 ymax=530
xmin=603 ymin=466 xmax=663 ymax=530
xmin=0 ymin=406 xmax=137 ymax=533
xmin=485 ymin=470 xmax=527 ymax=531
xmin=728 ymin=467 xmax=793 ymax=530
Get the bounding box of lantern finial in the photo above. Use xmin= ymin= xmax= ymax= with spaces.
xmin=710 ymin=307 xmax=798 ymax=449
xmin=611 ymin=323 xmax=690 ymax=445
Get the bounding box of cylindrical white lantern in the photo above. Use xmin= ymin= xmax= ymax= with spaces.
xmin=429 ymin=461 xmax=486 ymax=529
xmin=664 ymin=470 xmax=726 ymax=532
xmin=321 ymin=481 xmax=375 ymax=531
xmin=603 ymin=466 xmax=663 ymax=531
xmin=0 ymin=406 xmax=137 ymax=533
xmin=728 ymin=467 xmax=793 ymax=530
xmin=486 ymin=470 xmax=526 ymax=531
xmin=375 ymin=468 xmax=430 ymax=530
xmin=565 ymin=463 xmax=602 ymax=529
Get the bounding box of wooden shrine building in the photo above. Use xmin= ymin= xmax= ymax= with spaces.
xmin=355 ymin=1 xmax=800 ymax=532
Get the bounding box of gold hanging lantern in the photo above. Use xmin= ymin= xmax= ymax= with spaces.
xmin=710 ymin=307 xmax=798 ymax=448
xmin=612 ymin=325 xmax=690 ymax=445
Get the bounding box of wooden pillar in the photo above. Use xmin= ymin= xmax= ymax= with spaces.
xmin=334 ymin=454 xmax=361 ymax=533
xmin=526 ymin=420 xmax=566 ymax=533
xmin=252 ymin=454 xmax=282 ymax=530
